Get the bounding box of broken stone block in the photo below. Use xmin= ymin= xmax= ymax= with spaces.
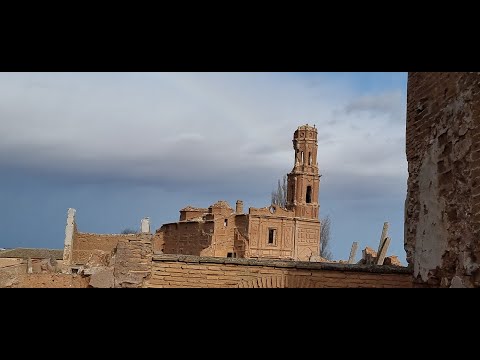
xmin=358 ymin=247 xmax=377 ymax=265
xmin=88 ymin=267 xmax=114 ymax=288
xmin=384 ymin=256 xmax=402 ymax=266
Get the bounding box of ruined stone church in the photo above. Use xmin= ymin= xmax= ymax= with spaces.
xmin=153 ymin=124 xmax=322 ymax=261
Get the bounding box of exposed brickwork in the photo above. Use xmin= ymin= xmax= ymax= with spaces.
xmin=113 ymin=235 xmax=153 ymax=288
xmin=406 ymin=72 xmax=480 ymax=287
xmin=286 ymin=125 xmax=321 ymax=220
xmin=72 ymin=232 xmax=135 ymax=265
xmin=155 ymin=211 xmax=218 ymax=257
xmin=146 ymin=255 xmax=412 ymax=288
xmin=154 ymin=125 xmax=321 ymax=262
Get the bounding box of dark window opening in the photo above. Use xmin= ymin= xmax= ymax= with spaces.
xmin=308 ymin=152 xmax=312 ymax=165
xmin=227 ymin=252 xmax=236 ymax=258
xmin=306 ymin=186 xmax=312 ymax=203
xmin=224 ymin=219 xmax=228 ymax=227
xmin=268 ymin=229 xmax=276 ymax=245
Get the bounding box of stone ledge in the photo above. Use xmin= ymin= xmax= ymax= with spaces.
xmin=152 ymin=254 xmax=413 ymax=274
xmin=0 ymin=248 xmax=64 ymax=260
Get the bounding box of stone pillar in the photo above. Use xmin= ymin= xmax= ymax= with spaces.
xmin=63 ymin=208 xmax=76 ymax=266
xmin=236 ymin=200 xmax=244 ymax=214
xmin=405 ymin=72 xmax=480 ymax=287
xmin=348 ymin=242 xmax=358 ymax=264
xmin=27 ymin=258 xmax=33 ymax=274
xmin=141 ymin=217 xmax=150 ymax=234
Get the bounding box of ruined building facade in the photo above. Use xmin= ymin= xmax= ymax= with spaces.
xmin=153 ymin=125 xmax=321 ymax=261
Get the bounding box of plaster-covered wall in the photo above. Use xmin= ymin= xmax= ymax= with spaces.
xmin=405 ymin=72 xmax=480 ymax=287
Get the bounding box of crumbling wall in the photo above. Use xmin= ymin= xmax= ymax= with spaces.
xmin=146 ymin=255 xmax=412 ymax=288
xmin=156 ymin=221 xmax=214 ymax=256
xmin=113 ymin=234 xmax=153 ymax=288
xmin=405 ymin=72 xmax=480 ymax=287
xmin=62 ymin=208 xmax=151 ymax=266
xmin=180 ymin=207 xmax=209 ymax=221
xmin=72 ymin=232 xmax=130 ymax=265
xmin=0 ymin=260 xmax=88 ymax=288
xmin=69 ymin=233 xmax=153 ymax=288
xmin=233 ymin=214 xmax=249 ymax=257
xmin=0 ymin=234 xmax=153 ymax=288
xmin=206 ymin=213 xmax=248 ymax=258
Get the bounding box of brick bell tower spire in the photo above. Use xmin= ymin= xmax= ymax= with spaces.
xmin=286 ymin=124 xmax=320 ymax=219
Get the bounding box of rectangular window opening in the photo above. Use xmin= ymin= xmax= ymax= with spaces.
xmin=268 ymin=228 xmax=277 ymax=245
xmin=306 ymin=186 xmax=312 ymax=204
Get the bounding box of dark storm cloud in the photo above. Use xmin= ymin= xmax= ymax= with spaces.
xmin=0 ymin=72 xmax=408 ymax=202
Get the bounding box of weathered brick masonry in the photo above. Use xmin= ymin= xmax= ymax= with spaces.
xmin=146 ymin=255 xmax=412 ymax=288
xmin=72 ymin=232 xmax=130 ymax=265
xmin=405 ymin=72 xmax=480 ymax=287
xmin=154 ymin=125 xmax=322 ymax=261
xmin=2 ymin=235 xmax=412 ymax=287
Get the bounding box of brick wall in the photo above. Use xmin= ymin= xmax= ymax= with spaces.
xmin=72 ymin=232 xmax=133 ymax=264
xmin=146 ymin=255 xmax=412 ymax=288
xmin=114 ymin=235 xmax=153 ymax=288
xmin=406 ymin=72 xmax=480 ymax=287
xmin=247 ymin=216 xmax=320 ymax=261
xmin=156 ymin=221 xmax=214 ymax=256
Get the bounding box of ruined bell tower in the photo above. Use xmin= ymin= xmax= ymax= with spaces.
xmin=286 ymin=124 xmax=320 ymax=219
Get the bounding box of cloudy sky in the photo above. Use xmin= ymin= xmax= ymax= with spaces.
xmin=0 ymin=72 xmax=408 ymax=262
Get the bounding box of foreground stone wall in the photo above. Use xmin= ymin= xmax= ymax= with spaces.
xmin=1 ymin=235 xmax=152 ymax=288
xmin=146 ymin=255 xmax=412 ymax=288
xmin=1 ymin=249 xmax=412 ymax=288
xmin=7 ymin=273 xmax=89 ymax=288
xmin=0 ymin=262 xmax=88 ymax=288
xmin=405 ymin=72 xmax=480 ymax=287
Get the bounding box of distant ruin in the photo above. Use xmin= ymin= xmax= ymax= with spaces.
xmin=154 ymin=124 xmax=321 ymax=261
